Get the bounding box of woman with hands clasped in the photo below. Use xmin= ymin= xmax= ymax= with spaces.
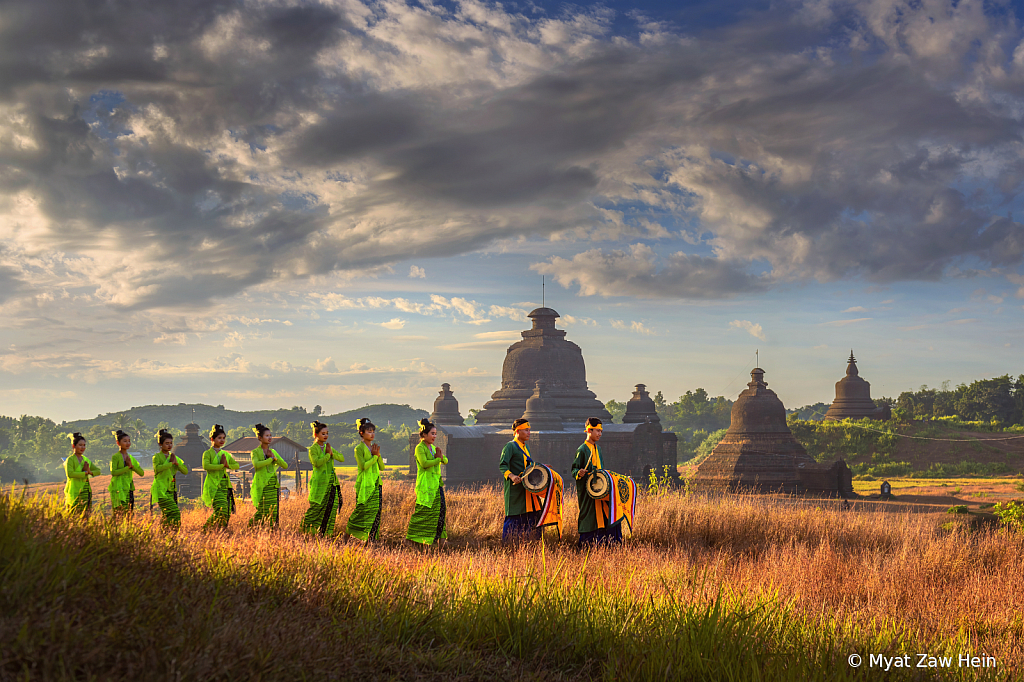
xmin=249 ymin=423 xmax=288 ymax=528
xmin=151 ymin=429 xmax=188 ymax=528
xmin=346 ymin=417 xmax=384 ymax=543
xmin=64 ymin=432 xmax=100 ymax=516
xmin=405 ymin=419 xmax=448 ymax=546
xmin=301 ymin=420 xmax=344 ymax=537
xmin=109 ymin=429 xmax=144 ymax=519
xmin=202 ymin=424 xmax=239 ymax=531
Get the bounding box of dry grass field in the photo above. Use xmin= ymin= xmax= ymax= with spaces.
xmin=2 ymin=480 xmax=1022 ymax=681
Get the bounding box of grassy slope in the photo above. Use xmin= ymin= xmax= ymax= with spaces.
xmin=2 ymin=486 xmax=1020 ymax=681
xmin=60 ymin=403 xmax=429 ymax=432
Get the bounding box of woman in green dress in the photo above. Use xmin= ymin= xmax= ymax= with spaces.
xmin=405 ymin=419 xmax=448 ymax=546
xmin=109 ymin=429 xmax=144 ymax=519
xmin=64 ymin=432 xmax=99 ymax=515
xmin=571 ymin=417 xmax=623 ymax=548
xmin=300 ymin=420 xmax=345 ymax=537
xmin=202 ymin=424 xmax=239 ymax=531
xmin=151 ymin=429 xmax=188 ymax=528
xmin=249 ymin=423 xmax=288 ymax=527
xmin=346 ymin=417 xmax=384 ymax=543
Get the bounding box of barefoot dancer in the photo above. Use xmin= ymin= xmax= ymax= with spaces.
xmin=301 ymin=420 xmax=344 ymax=536
xmin=346 ymin=418 xmax=383 ymax=542
xmin=405 ymin=419 xmax=448 ymax=546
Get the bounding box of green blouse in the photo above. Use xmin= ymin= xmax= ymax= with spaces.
xmin=201 ymin=448 xmax=240 ymax=507
xmin=151 ymin=451 xmax=188 ymax=502
xmin=64 ymin=454 xmax=98 ymax=507
xmin=413 ymin=441 xmax=447 ymax=507
xmin=307 ymin=442 xmax=344 ymax=505
xmin=251 ymin=447 xmax=288 ymax=507
xmin=354 ymin=441 xmax=382 ymax=505
xmin=109 ymin=452 xmax=144 ymax=494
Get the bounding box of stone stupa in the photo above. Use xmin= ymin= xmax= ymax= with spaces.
xmin=474 ymin=307 xmax=611 ymax=427
xmin=429 ymin=383 xmax=465 ymax=426
xmin=824 ymin=352 xmax=891 ymax=421
xmin=693 ymin=368 xmax=836 ymax=493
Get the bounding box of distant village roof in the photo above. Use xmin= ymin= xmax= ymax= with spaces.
xmin=224 ymin=436 xmax=311 ymax=469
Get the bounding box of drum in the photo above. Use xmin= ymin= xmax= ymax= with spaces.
xmin=523 ymin=464 xmax=550 ymax=493
xmin=585 ymin=469 xmax=612 ymax=499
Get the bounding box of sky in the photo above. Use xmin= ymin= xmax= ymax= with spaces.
xmin=2 ymin=0 xmax=1024 ymax=424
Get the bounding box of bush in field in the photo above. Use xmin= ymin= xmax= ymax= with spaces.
xmin=992 ymin=501 xmax=1024 ymax=531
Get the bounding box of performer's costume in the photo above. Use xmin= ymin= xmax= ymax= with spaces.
xmin=571 ymin=440 xmax=635 ymax=547
xmin=64 ymin=454 xmax=96 ymax=515
xmin=110 ymin=452 xmax=144 ymax=517
xmin=201 ymin=448 xmax=239 ymax=530
xmin=406 ymin=442 xmax=447 ymax=545
xmin=301 ymin=442 xmax=345 ymax=537
xmin=249 ymin=447 xmax=287 ymax=527
xmin=151 ymin=452 xmax=188 ymax=527
xmin=346 ymin=441 xmax=383 ymax=541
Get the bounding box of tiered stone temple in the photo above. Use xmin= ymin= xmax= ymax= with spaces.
xmin=411 ymin=309 xmax=676 ymax=485
xmin=693 ymin=368 xmax=852 ymax=495
xmin=429 ymin=383 xmax=465 ymax=426
xmin=824 ymin=352 xmax=892 ymax=421
xmin=474 ymin=307 xmax=611 ymax=426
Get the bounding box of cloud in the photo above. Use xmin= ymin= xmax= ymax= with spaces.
xmin=2 ymin=0 xmax=1024 ymax=312
xmin=533 ymin=244 xmax=767 ymax=299
xmin=409 ymin=265 xmax=426 ymax=279
xmin=437 ymin=329 xmax=521 ymax=350
xmin=821 ymin=318 xmax=873 ymax=327
xmin=377 ymin=317 xmax=406 ymax=330
xmin=842 ymin=306 xmax=867 ymax=313
xmin=609 ymin=319 xmax=656 ymax=335
xmin=729 ymin=320 xmax=766 ymax=340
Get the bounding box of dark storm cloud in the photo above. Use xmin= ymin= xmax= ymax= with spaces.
xmin=1 ymin=0 xmax=1023 ymax=305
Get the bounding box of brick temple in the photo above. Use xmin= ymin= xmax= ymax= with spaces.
xmin=824 ymin=352 xmax=892 ymax=421
xmin=692 ymin=368 xmax=852 ymax=495
xmin=412 ymin=308 xmax=676 ymax=485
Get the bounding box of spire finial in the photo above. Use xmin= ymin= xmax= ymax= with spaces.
xmin=542 ymin=275 xmax=545 ymax=307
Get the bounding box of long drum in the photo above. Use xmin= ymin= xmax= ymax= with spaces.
xmin=523 ymin=463 xmax=551 ymax=493
xmin=585 ymin=469 xmax=612 ymax=499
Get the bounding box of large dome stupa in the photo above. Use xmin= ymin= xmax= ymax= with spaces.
xmin=693 ymin=368 xmax=817 ymax=492
xmin=473 ymin=307 xmax=611 ymax=427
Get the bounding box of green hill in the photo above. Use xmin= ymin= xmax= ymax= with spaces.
xmin=61 ymin=403 xmax=429 ymax=432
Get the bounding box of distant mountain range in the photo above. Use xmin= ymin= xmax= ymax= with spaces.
xmin=60 ymin=403 xmax=430 ymax=432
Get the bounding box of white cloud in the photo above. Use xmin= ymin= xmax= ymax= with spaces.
xmin=409 ymin=265 xmax=426 ymax=279
xmin=610 ymin=319 xmax=656 ymax=335
xmin=729 ymin=320 xmax=766 ymax=340
xmin=378 ymin=318 xmax=407 ymax=330
xmin=821 ymin=318 xmax=873 ymax=327
xmin=842 ymin=306 xmax=867 ymax=313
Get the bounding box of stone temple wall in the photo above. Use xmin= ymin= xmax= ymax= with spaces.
xmin=408 ymin=421 xmax=674 ymax=487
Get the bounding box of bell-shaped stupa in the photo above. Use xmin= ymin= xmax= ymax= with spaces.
xmin=824 ymin=352 xmax=891 ymax=421
xmin=429 ymin=383 xmax=465 ymax=426
xmin=474 ymin=308 xmax=611 ymax=426
xmin=693 ymin=368 xmax=817 ymax=492
xmin=622 ymin=383 xmax=660 ymax=424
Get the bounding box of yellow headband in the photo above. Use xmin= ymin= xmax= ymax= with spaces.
xmin=586 ymin=424 xmax=603 ymax=431
xmin=515 ymin=422 xmax=531 ymax=432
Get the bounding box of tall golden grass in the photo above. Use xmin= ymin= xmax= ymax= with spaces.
xmin=2 ymin=481 xmax=1022 ymax=680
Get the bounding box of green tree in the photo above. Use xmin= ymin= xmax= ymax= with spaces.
xmin=605 ymin=400 xmax=626 ymax=424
